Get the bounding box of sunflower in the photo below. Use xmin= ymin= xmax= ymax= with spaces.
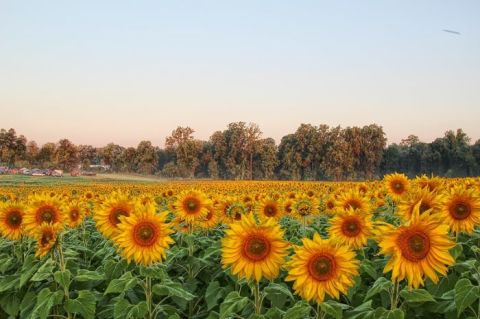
xmin=199 ymin=205 xmax=220 ymax=230
xmin=292 ymin=195 xmax=319 ymax=220
xmin=0 ymin=201 xmax=25 ymax=240
xmin=328 ymin=208 xmax=374 ymax=249
xmin=114 ymin=204 xmax=174 ymax=266
xmin=94 ymin=191 xmax=135 ymax=239
xmin=334 ymin=189 xmax=370 ymax=212
xmin=378 ymin=202 xmax=455 ymax=289
xmin=397 ymin=187 xmax=442 ymax=221
xmin=384 ymin=173 xmax=409 ymax=202
xmin=285 ymin=233 xmax=359 ymax=304
xmin=255 ymin=197 xmax=283 ymax=222
xmin=174 ymin=190 xmax=211 ymax=224
xmin=440 ymin=185 xmax=480 ymax=234
xmin=221 ymin=214 xmax=288 ymax=282
xmin=66 ymin=200 xmax=87 ymax=228
xmin=24 ymin=193 xmax=65 ymax=236
xmin=219 ymin=198 xmax=249 ymax=224
xmin=35 ymin=223 xmax=60 ymax=258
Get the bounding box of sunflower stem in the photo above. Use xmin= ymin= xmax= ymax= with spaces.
xmin=316 ymin=303 xmax=325 ymax=319
xmin=253 ymin=281 xmax=262 ymax=315
xmin=144 ymin=275 xmax=153 ymax=319
xmin=390 ymin=280 xmax=400 ymax=310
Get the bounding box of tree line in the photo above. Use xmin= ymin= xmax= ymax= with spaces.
xmin=1 ymin=123 xmax=479 ymax=180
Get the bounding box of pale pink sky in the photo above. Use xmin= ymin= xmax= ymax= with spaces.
xmin=1 ymin=1 xmax=480 ymax=147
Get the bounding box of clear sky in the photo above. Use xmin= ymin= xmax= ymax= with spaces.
xmin=1 ymin=1 xmax=479 ymax=147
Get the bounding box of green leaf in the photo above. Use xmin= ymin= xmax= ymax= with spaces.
xmin=345 ymin=300 xmax=373 ymax=319
xmin=0 ymin=293 xmax=20 ymax=316
xmin=0 ymin=275 xmax=20 ymax=293
xmin=283 ymin=301 xmax=311 ymax=319
xmin=360 ymin=260 xmax=377 ymax=279
xmin=384 ymin=309 xmax=404 ymax=319
xmin=399 ymin=289 xmax=435 ymax=303
xmin=205 ymin=281 xmax=224 ymax=311
xmin=264 ymin=283 xmax=294 ymax=308
xmin=65 ymin=290 xmax=96 ymax=319
xmin=153 ymin=281 xmax=196 ymax=301
xmin=450 ymin=244 xmax=463 ymax=260
xmin=219 ymin=291 xmax=249 ymax=319
xmin=364 ymin=277 xmax=392 ymax=301
xmin=54 ymin=269 xmax=71 ymax=290
xmin=454 ymin=278 xmax=480 ymax=317
xmin=320 ymin=300 xmax=348 ymax=319
xmin=31 ymin=258 xmax=56 ymax=282
xmin=19 ymin=255 xmax=39 ymax=287
xmin=139 ymin=264 xmax=167 ymax=279
xmin=30 ymin=288 xmax=64 ymax=319
xmin=105 ymin=271 xmax=139 ymax=294
xmin=265 ymin=307 xmax=283 ymax=319
xmin=75 ymin=269 xmax=105 ymax=281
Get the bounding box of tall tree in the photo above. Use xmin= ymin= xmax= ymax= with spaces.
xmin=165 ymin=126 xmax=202 ymax=178
xmin=55 ymin=139 xmax=79 ymax=171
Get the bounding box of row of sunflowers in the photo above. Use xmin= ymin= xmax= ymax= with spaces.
xmin=0 ymin=174 xmax=480 ymax=318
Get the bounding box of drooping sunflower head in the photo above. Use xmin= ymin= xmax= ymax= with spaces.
xmin=328 ymin=208 xmax=373 ymax=249
xmin=441 ymin=185 xmax=480 ymax=234
xmin=199 ymin=205 xmax=220 ymax=230
xmin=292 ymin=195 xmax=319 ymax=220
xmin=94 ymin=191 xmax=135 ymax=239
xmin=334 ymin=189 xmax=370 ymax=212
xmin=397 ymin=187 xmax=442 ymax=221
xmin=24 ymin=193 xmax=66 ymax=237
xmin=285 ymin=233 xmax=359 ymax=304
xmin=255 ymin=198 xmax=283 ymax=222
xmin=174 ymin=190 xmax=212 ymax=224
xmin=221 ymin=199 xmax=249 ymax=224
xmin=221 ymin=214 xmax=288 ymax=282
xmin=114 ymin=203 xmax=174 ymax=266
xmin=35 ymin=223 xmax=61 ymax=258
xmin=379 ymin=202 xmax=455 ymax=289
xmin=385 ymin=173 xmax=410 ymax=201
xmin=0 ymin=201 xmax=25 ymax=240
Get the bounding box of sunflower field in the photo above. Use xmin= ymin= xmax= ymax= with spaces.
xmin=1 ymin=175 xmax=480 ymax=319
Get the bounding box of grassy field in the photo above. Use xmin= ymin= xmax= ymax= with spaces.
xmin=0 ymin=173 xmax=166 ymax=186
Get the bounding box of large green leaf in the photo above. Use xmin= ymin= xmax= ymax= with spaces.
xmin=31 ymin=258 xmax=56 ymax=282
xmin=283 ymin=301 xmax=311 ymax=319
xmin=30 ymin=288 xmax=64 ymax=319
xmin=0 ymin=275 xmax=19 ymax=293
xmin=264 ymin=283 xmax=294 ymax=309
xmin=219 ymin=291 xmax=249 ymax=319
xmin=75 ymin=269 xmax=105 ymax=281
xmin=205 ymin=281 xmax=225 ymax=310
xmin=65 ymin=290 xmax=96 ymax=319
xmin=399 ymin=289 xmax=435 ymax=303
xmin=454 ymin=278 xmax=480 ymax=317
xmin=54 ymin=269 xmax=71 ymax=290
xmin=320 ymin=300 xmax=349 ymax=319
xmin=364 ymin=277 xmax=392 ymax=301
xmin=104 ymin=271 xmax=139 ymax=294
xmin=153 ymin=280 xmax=196 ymax=301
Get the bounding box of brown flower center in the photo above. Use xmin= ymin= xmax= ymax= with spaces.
xmin=183 ymin=197 xmax=201 ymax=214
xmin=341 ymin=218 xmax=361 ymax=237
xmin=397 ymin=229 xmax=430 ymax=262
xmin=308 ymin=253 xmax=336 ymax=281
xmin=264 ymin=204 xmax=277 ymax=217
xmin=243 ymin=236 xmax=270 ymax=261
xmin=109 ymin=207 xmax=129 ymax=226
xmin=449 ymin=201 xmax=471 ymax=220
xmin=70 ymin=209 xmax=79 ymax=221
xmin=133 ymin=222 xmax=158 ymax=247
xmin=36 ymin=206 xmax=57 ymax=224
xmin=344 ymin=199 xmax=361 ymax=210
xmin=7 ymin=210 xmax=22 ymax=228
